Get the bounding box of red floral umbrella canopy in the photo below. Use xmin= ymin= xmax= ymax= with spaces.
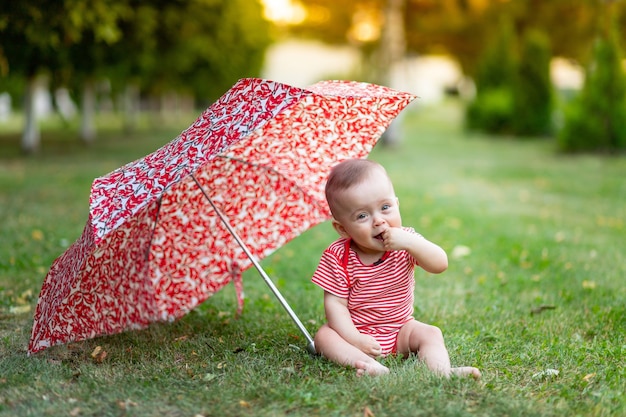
xmin=29 ymin=78 xmax=416 ymax=354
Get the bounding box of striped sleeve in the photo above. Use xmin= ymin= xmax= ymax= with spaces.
xmin=311 ymin=242 xmax=350 ymax=298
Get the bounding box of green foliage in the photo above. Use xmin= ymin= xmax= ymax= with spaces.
xmin=475 ymin=19 xmax=517 ymax=92
xmin=465 ymin=88 xmax=514 ymax=134
xmin=0 ymin=0 xmax=272 ymax=103
xmin=135 ymin=0 xmax=272 ymax=101
xmin=465 ymin=18 xmax=517 ymax=134
xmin=1 ymin=103 xmax=625 ymax=416
xmin=287 ymin=0 xmax=617 ymax=78
xmin=503 ymin=0 xmax=602 ymax=68
xmin=512 ymin=29 xmax=553 ymax=136
xmin=466 ymin=22 xmax=554 ymax=138
xmin=0 ymin=1 xmax=69 ymax=77
xmin=558 ymin=22 xmax=626 ymax=153
xmin=0 ymin=74 xmax=25 ymax=109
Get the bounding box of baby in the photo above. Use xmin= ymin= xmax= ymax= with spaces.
xmin=312 ymin=158 xmax=480 ymax=378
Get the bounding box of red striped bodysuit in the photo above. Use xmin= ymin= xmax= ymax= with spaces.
xmin=312 ymin=228 xmax=420 ymax=355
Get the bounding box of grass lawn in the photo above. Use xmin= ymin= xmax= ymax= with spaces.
xmin=1 ymin=102 xmax=624 ymax=416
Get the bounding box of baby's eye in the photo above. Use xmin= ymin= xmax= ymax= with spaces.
xmin=356 ymin=213 xmax=368 ymax=220
xmin=381 ymin=204 xmax=391 ymax=211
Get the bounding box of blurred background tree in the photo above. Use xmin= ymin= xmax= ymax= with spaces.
xmin=466 ymin=22 xmax=554 ymax=137
xmin=0 ymin=0 xmax=128 ymax=152
xmin=464 ymin=17 xmax=517 ymax=134
xmin=511 ymin=29 xmax=553 ymax=137
xmin=0 ymin=0 xmax=270 ymax=153
xmin=558 ymin=6 xmax=626 ymax=153
xmin=285 ymin=0 xmax=614 ymax=78
xmin=2 ymin=0 xmax=626 ymax=153
xmin=279 ymin=0 xmax=625 ymax=150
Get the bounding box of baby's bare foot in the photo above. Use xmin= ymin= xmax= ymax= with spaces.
xmin=450 ymin=366 xmax=481 ymax=379
xmin=355 ymin=360 xmax=390 ymax=377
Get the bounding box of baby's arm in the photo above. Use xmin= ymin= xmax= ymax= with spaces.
xmin=379 ymin=228 xmax=448 ymax=274
xmin=323 ymin=291 xmax=382 ymax=357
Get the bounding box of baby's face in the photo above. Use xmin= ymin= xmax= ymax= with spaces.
xmin=332 ymin=171 xmax=401 ymax=254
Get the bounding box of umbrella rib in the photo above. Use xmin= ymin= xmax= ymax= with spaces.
xmin=190 ymin=173 xmax=317 ymax=355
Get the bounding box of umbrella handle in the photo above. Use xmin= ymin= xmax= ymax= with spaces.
xmin=192 ymin=174 xmax=317 ymax=356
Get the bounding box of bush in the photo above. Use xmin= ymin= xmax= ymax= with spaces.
xmin=558 ymin=21 xmax=626 ymax=153
xmin=467 ymin=21 xmax=554 ymax=138
xmin=466 ymin=88 xmax=514 ymax=134
xmin=512 ymin=29 xmax=553 ymax=136
xmin=465 ymin=18 xmax=517 ymax=134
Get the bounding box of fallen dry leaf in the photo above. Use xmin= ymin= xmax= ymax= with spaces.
xmin=554 ymin=231 xmax=565 ymax=242
xmin=451 ymin=245 xmax=471 ymax=260
xmin=18 ymin=289 xmax=33 ymax=302
xmin=583 ymin=373 xmax=596 ymax=382
xmin=239 ymin=400 xmax=251 ymax=408
xmin=9 ymin=305 xmax=31 ymax=315
xmin=582 ymin=280 xmax=596 ymax=289
xmin=364 ymin=406 xmax=375 ymax=417
xmin=31 ymin=229 xmax=44 ymax=241
xmin=90 ymin=346 xmax=107 ymax=363
xmin=117 ymin=399 xmax=138 ymax=410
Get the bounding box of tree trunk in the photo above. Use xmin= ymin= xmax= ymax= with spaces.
xmin=379 ymin=0 xmax=407 ymax=146
xmin=21 ymin=76 xmax=41 ymax=154
xmin=80 ymin=80 xmax=97 ymax=143
xmin=378 ymin=0 xmax=406 ymax=84
xmin=121 ymin=83 xmax=140 ymax=133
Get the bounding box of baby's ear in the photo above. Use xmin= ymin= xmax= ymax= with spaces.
xmin=331 ymin=218 xmax=349 ymax=237
xmin=396 ymin=197 xmax=400 ymax=207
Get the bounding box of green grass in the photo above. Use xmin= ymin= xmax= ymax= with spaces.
xmin=1 ymin=102 xmax=624 ymax=416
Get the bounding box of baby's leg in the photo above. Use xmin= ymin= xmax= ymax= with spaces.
xmin=315 ymin=324 xmax=389 ymax=376
xmin=396 ymin=319 xmax=480 ymax=378
xmin=396 ymin=320 xmax=450 ymax=374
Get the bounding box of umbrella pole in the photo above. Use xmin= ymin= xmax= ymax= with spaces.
xmin=192 ymin=174 xmax=317 ymax=356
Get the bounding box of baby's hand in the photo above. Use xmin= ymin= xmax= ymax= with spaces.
xmin=379 ymin=227 xmax=411 ymax=251
xmin=356 ymin=334 xmax=382 ymax=358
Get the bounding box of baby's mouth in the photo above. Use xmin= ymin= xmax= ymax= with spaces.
xmin=374 ymin=233 xmax=384 ymax=241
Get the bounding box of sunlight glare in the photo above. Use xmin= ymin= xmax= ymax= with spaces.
xmin=261 ymin=0 xmax=307 ymax=25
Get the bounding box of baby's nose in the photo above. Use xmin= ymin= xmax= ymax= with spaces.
xmin=372 ymin=215 xmax=386 ymax=225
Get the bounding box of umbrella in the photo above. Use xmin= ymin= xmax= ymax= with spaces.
xmin=28 ymin=78 xmax=416 ymax=355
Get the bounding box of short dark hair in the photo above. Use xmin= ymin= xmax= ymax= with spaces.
xmin=325 ymin=159 xmax=385 ymax=216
